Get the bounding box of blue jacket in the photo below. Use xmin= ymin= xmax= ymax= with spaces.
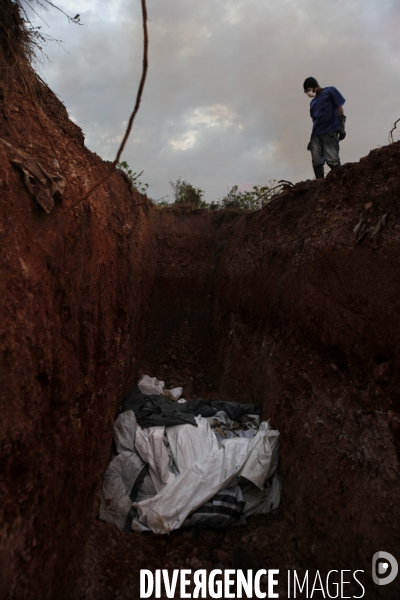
xmin=310 ymin=87 xmax=346 ymax=136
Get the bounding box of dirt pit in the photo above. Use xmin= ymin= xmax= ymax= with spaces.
xmin=1 ymin=34 xmax=400 ymax=600
xmin=73 ymin=189 xmax=400 ymax=600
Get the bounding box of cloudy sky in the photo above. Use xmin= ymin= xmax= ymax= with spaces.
xmin=27 ymin=0 xmax=400 ymax=203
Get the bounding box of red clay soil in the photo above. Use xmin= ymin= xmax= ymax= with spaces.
xmin=1 ymin=25 xmax=400 ymax=600
xmin=0 ymin=54 xmax=156 ymax=599
xmin=212 ymin=150 xmax=400 ymax=598
xmin=74 ymin=148 xmax=400 ymax=600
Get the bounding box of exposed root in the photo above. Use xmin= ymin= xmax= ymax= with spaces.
xmin=68 ymin=0 xmax=149 ymax=210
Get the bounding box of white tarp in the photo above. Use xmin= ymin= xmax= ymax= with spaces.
xmin=166 ymin=416 xmax=219 ymax=473
xmin=138 ymin=375 xmax=165 ymax=396
xmin=135 ymin=425 xmax=176 ymax=492
xmin=168 ymin=387 xmax=183 ymax=400
xmin=113 ymin=410 xmax=137 ymax=453
xmin=241 ymin=472 xmax=281 ymax=517
xmin=239 ymin=429 xmax=279 ymax=488
xmin=99 ymin=379 xmax=281 ymax=534
xmin=133 ymin=428 xmax=279 ymax=534
xmin=99 ymin=450 xmax=146 ymax=530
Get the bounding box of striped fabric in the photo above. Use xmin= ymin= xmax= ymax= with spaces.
xmin=183 ymin=484 xmax=246 ymax=529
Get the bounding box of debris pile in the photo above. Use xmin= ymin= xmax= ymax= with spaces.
xmin=99 ymin=376 xmax=280 ymax=534
xmin=0 ymin=137 xmax=65 ymax=213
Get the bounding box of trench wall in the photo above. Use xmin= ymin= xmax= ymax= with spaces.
xmin=0 ymin=68 xmax=157 ymax=599
xmin=146 ymin=152 xmax=400 ymax=597
xmin=211 ymin=161 xmax=400 ymax=595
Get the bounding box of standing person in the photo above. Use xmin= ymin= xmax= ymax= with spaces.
xmin=303 ymin=77 xmax=346 ymax=179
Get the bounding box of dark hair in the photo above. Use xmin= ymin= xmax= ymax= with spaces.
xmin=303 ymin=77 xmax=319 ymax=90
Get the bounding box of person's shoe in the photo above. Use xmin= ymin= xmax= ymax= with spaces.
xmin=313 ymin=165 xmax=324 ymax=179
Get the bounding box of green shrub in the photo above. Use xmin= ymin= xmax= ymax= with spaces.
xmin=117 ymin=161 xmax=149 ymax=195
xmin=219 ymin=182 xmax=278 ymax=210
xmin=155 ymin=177 xmax=281 ymax=210
xmin=169 ymin=177 xmax=207 ymax=208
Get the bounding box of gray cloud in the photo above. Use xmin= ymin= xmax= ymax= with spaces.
xmin=29 ymin=0 xmax=400 ymax=202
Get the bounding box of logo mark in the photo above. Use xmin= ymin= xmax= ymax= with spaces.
xmin=372 ymin=552 xmax=398 ymax=586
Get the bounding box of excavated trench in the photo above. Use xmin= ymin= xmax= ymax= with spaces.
xmin=1 ymin=45 xmax=400 ymax=600
xmin=76 ymin=200 xmax=400 ymax=600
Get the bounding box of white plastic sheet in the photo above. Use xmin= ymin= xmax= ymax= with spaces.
xmin=100 ymin=380 xmax=281 ymax=534
xmin=113 ymin=410 xmax=137 ymax=453
xmin=135 ymin=425 xmax=176 ymax=492
xmin=134 ymin=427 xmax=279 ymax=534
xmin=168 ymin=387 xmax=183 ymax=400
xmin=241 ymin=472 xmax=281 ymax=517
xmin=239 ymin=429 xmax=279 ymax=487
xmin=99 ymin=450 xmax=146 ymax=530
xmin=166 ymin=416 xmax=219 ymax=473
xmin=138 ymin=375 xmax=165 ymax=396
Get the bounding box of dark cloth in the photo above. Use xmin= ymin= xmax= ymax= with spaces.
xmin=119 ymin=385 xmax=219 ymax=427
xmin=189 ymin=398 xmax=220 ymax=417
xmin=185 ymin=485 xmax=246 ymax=530
xmin=310 ymin=86 xmax=346 ymax=136
xmin=210 ymin=401 xmax=261 ymax=420
xmin=309 ymin=132 xmax=340 ymax=168
xmin=119 ymin=385 xmax=261 ymax=428
xmin=123 ymin=465 xmax=149 ymax=532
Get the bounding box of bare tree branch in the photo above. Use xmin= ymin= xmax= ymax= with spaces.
xmin=255 ymin=180 xmax=294 ymax=202
xmin=23 ymin=0 xmax=82 ymax=25
xmin=131 ymin=169 xmax=144 ymax=182
xmin=69 ymin=0 xmax=149 ymax=210
xmin=388 ymin=118 xmax=400 ymax=144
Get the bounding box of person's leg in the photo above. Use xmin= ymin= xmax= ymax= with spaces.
xmin=313 ymin=165 xmax=324 ymax=179
xmin=309 ymin=135 xmax=325 ymax=178
xmin=321 ymin=132 xmax=341 ymax=169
